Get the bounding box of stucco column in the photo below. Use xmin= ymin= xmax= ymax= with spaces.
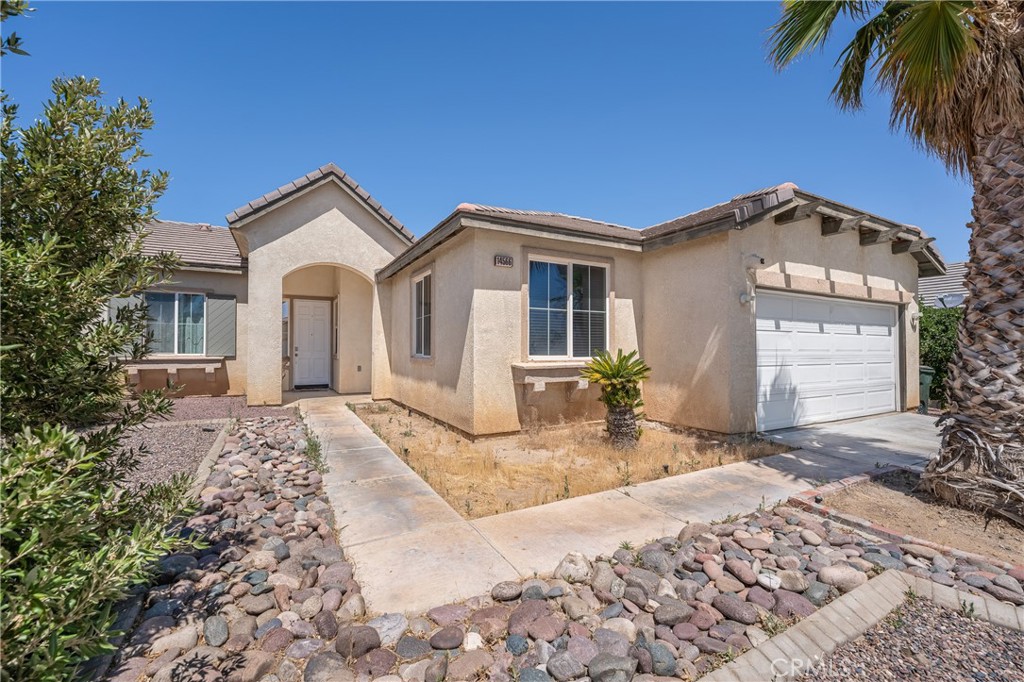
xmin=247 ymin=257 xmax=284 ymax=405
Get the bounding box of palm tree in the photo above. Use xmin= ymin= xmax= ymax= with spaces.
xmin=580 ymin=350 xmax=652 ymax=450
xmin=767 ymin=1 xmax=1023 ymax=525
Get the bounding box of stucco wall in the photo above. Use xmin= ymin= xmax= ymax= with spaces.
xmin=382 ymin=224 xmax=643 ymax=436
xmin=641 ymin=232 xmax=741 ymax=433
xmin=240 ymin=180 xmax=409 ymax=404
xmin=474 ymin=229 xmax=643 ymax=434
xmin=385 ymin=230 xmax=478 ymax=433
xmin=132 ymin=268 xmax=248 ymax=397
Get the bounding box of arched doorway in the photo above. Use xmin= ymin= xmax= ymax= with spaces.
xmin=281 ymin=263 xmax=374 ymax=394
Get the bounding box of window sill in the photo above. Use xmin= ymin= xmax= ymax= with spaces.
xmin=136 ymin=355 xmax=225 ymax=362
xmin=512 ymin=360 xmax=590 ymax=370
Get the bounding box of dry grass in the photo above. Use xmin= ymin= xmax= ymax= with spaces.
xmin=353 ymin=401 xmax=788 ymax=519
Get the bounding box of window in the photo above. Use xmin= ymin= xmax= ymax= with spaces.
xmin=529 ymin=260 xmax=607 ymax=358
xmin=145 ymin=292 xmax=206 ymax=355
xmin=413 ymin=273 xmax=432 ymax=357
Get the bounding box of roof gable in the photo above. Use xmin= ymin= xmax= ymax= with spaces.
xmin=225 ymin=163 xmax=414 ymax=244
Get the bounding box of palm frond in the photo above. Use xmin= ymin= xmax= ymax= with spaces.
xmin=768 ymin=1 xmax=873 ymax=69
xmin=831 ymin=2 xmax=911 ymax=110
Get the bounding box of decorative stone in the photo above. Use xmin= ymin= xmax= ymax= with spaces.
xmin=547 ymin=651 xmax=586 ymax=681
xmin=492 ymin=581 xmax=523 ymax=601
xmin=368 ymin=613 xmax=408 ymax=647
xmin=653 ymin=602 xmax=693 ymax=626
xmin=586 ymin=653 xmax=637 ymax=682
xmin=554 ymin=552 xmax=593 ymax=583
xmin=756 ymin=573 xmax=781 ymax=591
xmin=303 ymin=652 xmax=352 ymax=682
xmin=566 ymin=636 xmax=599 ymax=666
xmin=203 ymin=616 xmax=229 ymax=647
xmin=335 ymin=625 xmax=380 ymax=659
xmin=777 ymin=570 xmax=810 ymax=592
xmin=724 ymin=559 xmax=757 ymax=586
xmin=773 ymin=590 xmax=817 ymax=619
xmin=817 ymin=565 xmax=868 ymax=593
xmin=712 ymin=594 xmax=757 ymax=625
xmin=429 ymin=626 xmax=465 ymax=650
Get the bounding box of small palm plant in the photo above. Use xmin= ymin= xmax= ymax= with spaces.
xmin=581 ymin=349 xmax=652 ymax=450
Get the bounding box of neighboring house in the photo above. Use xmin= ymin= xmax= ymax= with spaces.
xmin=126 ymin=163 xmax=945 ymax=435
xmin=918 ymin=261 xmax=968 ymax=307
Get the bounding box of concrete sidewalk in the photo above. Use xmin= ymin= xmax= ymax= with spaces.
xmin=301 ymin=397 xmax=926 ymax=615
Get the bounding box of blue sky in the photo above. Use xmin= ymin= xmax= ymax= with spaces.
xmin=5 ymin=1 xmax=971 ymax=261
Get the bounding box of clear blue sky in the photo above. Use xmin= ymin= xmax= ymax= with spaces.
xmin=5 ymin=1 xmax=972 ymax=262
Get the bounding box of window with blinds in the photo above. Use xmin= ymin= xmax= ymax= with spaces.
xmin=529 ymin=259 xmax=607 ymax=358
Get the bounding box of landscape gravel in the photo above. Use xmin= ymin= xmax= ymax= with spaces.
xmin=802 ymin=595 xmax=1024 ymax=681
xmin=121 ymin=422 xmax=222 ymax=488
xmin=165 ymin=396 xmax=296 ymax=422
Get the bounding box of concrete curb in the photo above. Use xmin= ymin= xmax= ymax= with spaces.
xmin=703 ymin=570 xmax=1024 ymax=681
xmin=186 ymin=419 xmax=233 ymax=500
xmin=788 ymin=466 xmax=1022 ymax=572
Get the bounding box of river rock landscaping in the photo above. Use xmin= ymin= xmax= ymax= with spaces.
xmin=105 ymin=415 xmax=1023 ymax=682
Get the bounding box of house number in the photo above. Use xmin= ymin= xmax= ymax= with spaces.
xmin=494 ymin=255 xmax=514 ymax=268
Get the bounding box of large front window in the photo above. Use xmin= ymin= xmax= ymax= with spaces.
xmin=529 ymin=260 xmax=607 ymax=358
xmin=145 ymin=292 xmax=206 ymax=355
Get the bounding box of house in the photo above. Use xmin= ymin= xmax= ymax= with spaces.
xmin=125 ymin=163 xmax=945 ymax=435
xmin=918 ymin=261 xmax=968 ymax=307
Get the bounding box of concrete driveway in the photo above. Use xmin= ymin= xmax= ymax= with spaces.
xmin=767 ymin=411 xmax=940 ymax=469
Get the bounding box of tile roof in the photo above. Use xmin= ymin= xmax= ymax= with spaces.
xmin=142 ymin=220 xmax=243 ymax=270
xmin=225 ymin=163 xmax=415 ymax=243
xmin=455 ymin=203 xmax=642 ymax=243
xmin=918 ymin=262 xmax=968 ymax=306
xmin=641 ymin=183 xmax=798 ymax=240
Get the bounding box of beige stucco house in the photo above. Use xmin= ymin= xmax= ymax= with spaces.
xmin=126 ymin=163 xmax=945 ymax=435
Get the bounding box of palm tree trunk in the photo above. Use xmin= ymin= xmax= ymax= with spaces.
xmin=606 ymin=403 xmax=639 ymax=450
xmin=921 ymin=121 xmax=1024 ymax=527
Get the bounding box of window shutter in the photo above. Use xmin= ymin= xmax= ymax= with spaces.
xmin=108 ymin=294 xmax=142 ymax=320
xmin=206 ymin=294 xmax=237 ymax=357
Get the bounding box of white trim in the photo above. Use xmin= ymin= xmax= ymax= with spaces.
xmin=526 ymin=257 xmax=609 ymax=361
xmin=412 ymin=269 xmax=433 ymax=359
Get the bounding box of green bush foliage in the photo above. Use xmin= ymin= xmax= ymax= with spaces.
xmin=581 ymin=349 xmax=652 ymax=449
xmin=1 ymin=75 xmax=192 ymax=679
xmin=919 ymin=304 xmax=964 ymax=403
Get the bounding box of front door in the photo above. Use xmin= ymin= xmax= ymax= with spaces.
xmin=293 ymin=299 xmax=331 ymax=387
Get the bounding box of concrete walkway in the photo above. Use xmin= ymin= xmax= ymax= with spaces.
xmin=300 ymin=397 xmax=520 ymax=615
xmin=301 ymin=397 xmax=938 ymax=615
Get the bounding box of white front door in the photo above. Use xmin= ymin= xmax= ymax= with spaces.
xmin=755 ymin=291 xmax=899 ymax=431
xmin=293 ymin=299 xmax=331 ymax=387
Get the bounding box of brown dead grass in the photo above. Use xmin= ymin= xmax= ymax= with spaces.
xmin=352 ymin=401 xmax=788 ymax=519
xmin=825 ymin=469 xmax=1024 ymax=566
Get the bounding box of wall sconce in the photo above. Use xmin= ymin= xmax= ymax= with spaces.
xmin=740 ymin=292 xmax=755 ymax=305
xmin=910 ymin=311 xmax=921 ymax=330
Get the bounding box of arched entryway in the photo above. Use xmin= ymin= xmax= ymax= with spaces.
xmin=281 ymin=263 xmax=374 ymax=394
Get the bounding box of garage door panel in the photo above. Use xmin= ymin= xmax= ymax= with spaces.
xmin=756 ymin=291 xmax=898 ymax=431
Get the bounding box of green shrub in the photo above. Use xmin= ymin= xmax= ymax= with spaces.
xmin=919 ymin=304 xmax=964 ymax=404
xmin=580 ymin=349 xmax=652 ymax=450
xmin=0 ymin=73 xmax=191 ymax=679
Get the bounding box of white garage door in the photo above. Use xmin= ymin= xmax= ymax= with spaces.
xmin=756 ymin=291 xmax=899 ymax=431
